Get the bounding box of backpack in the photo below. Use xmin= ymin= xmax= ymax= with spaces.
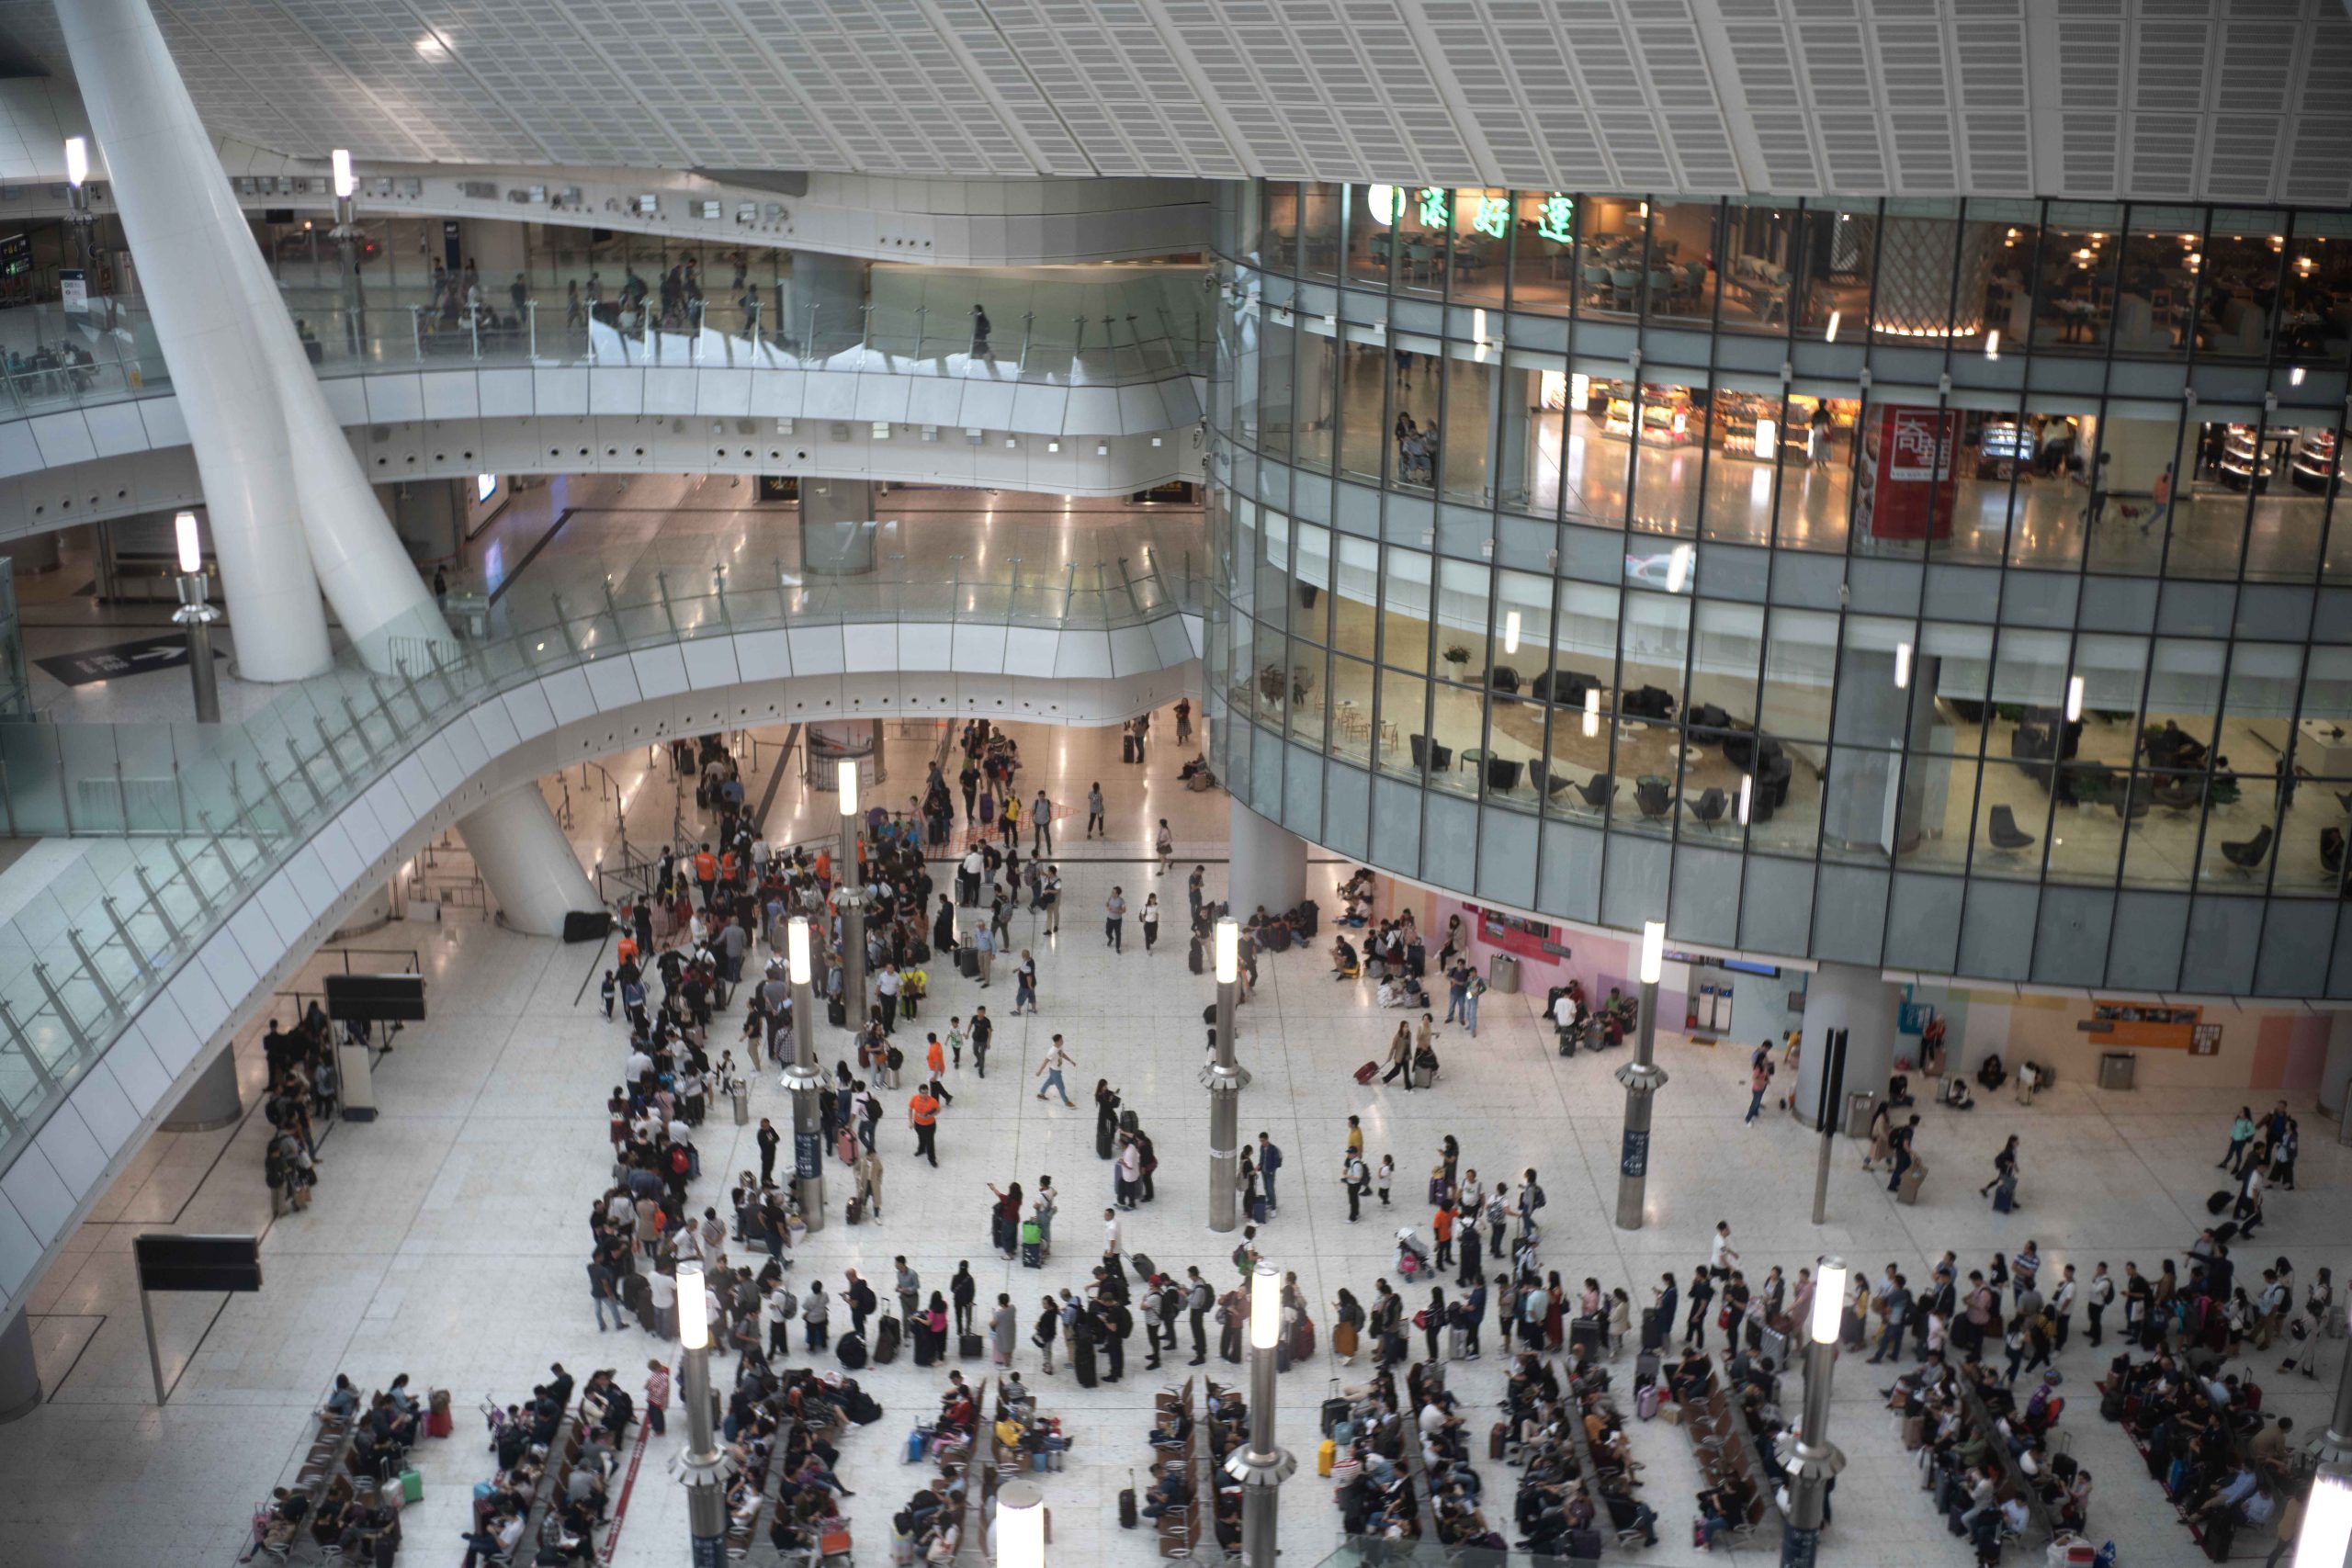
xmin=1189 ymin=1282 xmax=1214 ymax=1314
xmin=1530 ymin=1184 xmax=1547 ymax=1211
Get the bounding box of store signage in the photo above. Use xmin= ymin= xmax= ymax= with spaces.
xmin=2088 ymin=999 xmax=2205 ymax=1050
xmin=0 ymin=233 xmax=28 ymax=280
xmin=1619 ymin=1127 xmax=1649 ymax=1179
xmin=795 ymin=1130 xmax=822 ymax=1181
xmin=59 ymin=267 xmax=85 ymax=313
xmin=1857 ymin=404 xmax=1958 ymax=540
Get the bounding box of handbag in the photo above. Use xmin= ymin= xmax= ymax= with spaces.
xmin=1715 ymin=1303 xmax=1732 ymax=1331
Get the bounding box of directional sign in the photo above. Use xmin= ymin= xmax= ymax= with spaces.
xmin=37 ymin=632 xmax=220 ymax=688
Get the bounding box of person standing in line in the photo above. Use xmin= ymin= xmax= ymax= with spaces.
xmin=1155 ymin=818 xmax=1174 ymax=876
xmin=802 ymin=1280 xmax=830 ymax=1351
xmin=1013 ymin=950 xmax=1037 ymax=1015
xmin=951 ymin=1263 xmax=978 ymax=1337
xmin=1040 ymin=866 xmax=1061 ymax=936
xmin=1187 ymin=865 xmax=1205 ymax=926
xmin=1184 ymin=1269 xmax=1213 ymax=1365
xmin=989 ymin=1293 xmax=1019 ymax=1367
xmin=1035 ymin=1035 xmax=1077 ymax=1105
xmin=895 ymin=1257 xmax=922 ymax=1325
xmin=1174 ymin=697 xmax=1192 ymax=745
xmin=1461 ymin=965 xmax=1486 ymax=1037
xmin=2084 ymin=1261 xmax=2113 ymax=1347
xmin=1343 ymin=1149 xmax=1369 ymax=1222
xmin=1086 ymin=783 xmax=1105 ymax=839
xmin=908 ymin=1082 xmax=941 ymax=1168
xmin=643 ymin=1359 xmax=671 ymax=1437
xmin=1102 ymin=1207 xmax=1123 ymax=1269
xmin=1683 ymin=1267 xmax=1715 ymax=1349
xmin=1104 ymin=887 xmax=1127 ymax=952
xmin=756 ymin=1118 xmax=780 ymax=1188
xmin=1032 ymin=790 xmax=1054 ymax=855
xmin=1256 ymin=1133 xmax=1283 ymax=1213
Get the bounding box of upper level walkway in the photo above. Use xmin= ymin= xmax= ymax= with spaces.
xmin=0 ymin=265 xmax=1210 ymax=491
xmin=0 ymin=544 xmax=1204 ymax=1317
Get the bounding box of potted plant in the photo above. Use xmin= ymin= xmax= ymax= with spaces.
xmin=1442 ymin=644 xmax=1473 ymax=679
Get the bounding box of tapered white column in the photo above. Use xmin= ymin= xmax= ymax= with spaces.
xmin=161 ymin=1048 xmax=243 ymax=1132
xmin=0 ymin=1307 xmax=39 ymax=1425
xmin=58 ymin=0 xmax=329 ymax=681
xmin=61 ymin=0 xmax=446 ymax=675
xmin=458 ymin=784 xmax=603 ymax=937
xmin=1227 ymin=799 xmax=1306 ymax=921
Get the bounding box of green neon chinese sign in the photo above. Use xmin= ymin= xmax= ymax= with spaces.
xmin=1536 ymin=194 xmax=1575 ymax=245
xmin=1472 ymin=196 xmax=1510 ymax=239
xmin=1417 ymin=186 xmax=1448 ymax=230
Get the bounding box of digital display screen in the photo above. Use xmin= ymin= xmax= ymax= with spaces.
xmin=475 ymin=473 xmax=498 ymax=502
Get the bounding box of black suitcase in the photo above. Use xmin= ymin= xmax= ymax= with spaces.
xmin=958 ymin=946 xmax=980 ymax=979
xmin=838 ymin=1333 xmax=867 ymax=1370
xmin=960 ymin=1332 xmax=984 ymax=1360
xmin=846 ymin=1197 xmax=865 ymax=1225
xmin=1569 ymin=1314 xmax=1603 ymax=1358
xmin=1119 ymin=1471 xmax=1139 ymax=1529
xmin=1322 ymin=1392 xmax=1351 ymax=1436
xmin=828 ymin=996 xmax=847 ymax=1026
xmin=874 ymin=1316 xmax=900 ymax=1364
xmin=563 ymin=909 xmax=614 ymax=942
xmin=1640 ymin=1307 xmax=1664 ymax=1351
xmin=2206 ymin=1190 xmax=2233 ymax=1215
xmin=1130 ymin=1252 xmax=1157 ymax=1281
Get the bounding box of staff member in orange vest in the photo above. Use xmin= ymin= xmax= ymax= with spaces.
xmin=909 ymin=1083 xmax=942 ymax=1168
xmin=693 ymin=842 xmax=718 ymax=907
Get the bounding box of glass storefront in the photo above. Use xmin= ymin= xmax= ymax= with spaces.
xmin=1205 ymin=181 xmax=2352 ymax=997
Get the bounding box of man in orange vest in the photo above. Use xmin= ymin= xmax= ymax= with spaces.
xmin=908 ymin=1084 xmax=941 ymax=1168
xmin=693 ymin=842 xmax=718 ymax=907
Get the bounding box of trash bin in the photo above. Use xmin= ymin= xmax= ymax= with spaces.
xmin=2098 ymin=1052 xmax=2136 ymax=1091
xmin=732 ymin=1087 xmax=751 ymax=1125
xmin=1842 ymin=1088 xmax=1881 ymax=1137
xmin=1487 ymin=953 xmax=1521 ymax=994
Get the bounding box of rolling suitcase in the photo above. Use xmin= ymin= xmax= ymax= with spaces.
xmin=958 ymin=946 xmax=980 ymax=979
xmin=847 ymin=1197 xmax=865 ymax=1225
xmin=1321 ymin=1383 xmax=1351 ymax=1437
xmin=874 ymin=1316 xmax=901 ymax=1364
xmin=1354 ymin=1062 xmax=1378 ymax=1085
xmin=1317 ymin=1438 xmax=1336 ymax=1476
xmin=1119 ymin=1471 xmax=1138 ymax=1529
xmin=1635 ymin=1350 xmax=1661 ymax=1387
xmin=1130 ymin=1252 xmax=1157 ymax=1281
xmin=1022 ymin=1242 xmax=1042 ymax=1268
xmin=1897 ymin=1162 xmax=1928 ymax=1205
xmin=398 ymin=1469 xmax=424 ymax=1505
xmin=838 ymin=1128 xmax=857 ymax=1164
xmin=1488 ymin=1421 xmax=1508 ymax=1461
xmin=1636 ymin=1382 xmax=1662 ymax=1420
xmin=2206 ymin=1190 xmax=2233 ymax=1215
xmin=960 ymin=1333 xmax=985 ymax=1360
xmin=1640 ymin=1307 xmax=1665 ymax=1351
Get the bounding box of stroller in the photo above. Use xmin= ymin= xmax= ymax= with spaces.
xmin=1395 ymin=1227 xmax=1431 ymax=1278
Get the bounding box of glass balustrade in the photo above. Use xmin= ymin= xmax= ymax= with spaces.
xmin=0 ymin=265 xmax=1211 ymax=424
xmin=0 ymin=549 xmax=1204 ymax=1179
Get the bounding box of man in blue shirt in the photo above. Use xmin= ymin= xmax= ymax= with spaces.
xmin=1256 ymin=1134 xmax=1283 ymax=1214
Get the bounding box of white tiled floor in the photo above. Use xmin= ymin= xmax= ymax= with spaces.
xmin=0 ymin=716 xmax=2342 ymax=1568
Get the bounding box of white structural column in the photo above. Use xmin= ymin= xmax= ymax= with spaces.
xmin=60 ymin=0 xmax=445 ymax=674
xmin=1227 ymin=798 xmax=1307 ymax=919
xmin=458 ymin=784 xmax=605 ymax=937
xmin=0 ymin=1307 xmax=38 ymax=1425
xmin=1792 ymin=962 xmax=1901 ymax=1131
xmin=58 ymin=0 xmax=329 ymax=682
xmin=161 ymin=1048 xmax=243 ymax=1132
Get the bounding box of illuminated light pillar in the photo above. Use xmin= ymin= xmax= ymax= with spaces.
xmin=838 ymin=761 xmax=867 ymax=1035
xmin=676 ymin=1264 xmax=727 ymax=1568
xmin=1204 ymin=917 xmax=1243 ymax=1233
xmin=169 ymin=511 xmax=221 ymax=722
xmin=1612 ymin=920 xmax=1669 ymax=1231
xmin=1780 ymin=1258 xmax=1850 ymax=1568
xmin=1227 ymin=1263 xmax=1296 ymax=1568
xmin=783 ymin=915 xmax=825 ymax=1234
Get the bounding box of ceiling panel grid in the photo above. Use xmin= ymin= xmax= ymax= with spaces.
xmin=406 ymin=0 xmax=678 ymax=166
xmin=923 ymin=0 xmax=1101 ymax=175
xmin=262 ymin=0 xmax=548 ymax=162
xmin=1 ymin=0 xmax=2346 ymax=205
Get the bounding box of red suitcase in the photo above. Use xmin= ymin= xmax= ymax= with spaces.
xmin=1354 ymin=1062 xmax=1378 ymax=1085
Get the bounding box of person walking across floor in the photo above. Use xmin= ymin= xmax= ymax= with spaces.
xmin=1035 ymin=1035 xmax=1077 ymax=1106
xmin=1085 ymin=783 xmax=1105 ymax=840
xmin=1155 ymin=818 xmax=1173 ymax=876
xmin=1032 ymin=790 xmax=1054 ymax=856
xmin=1104 ymin=887 xmax=1126 ymax=952
xmin=909 ymin=1083 xmax=941 ymax=1168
